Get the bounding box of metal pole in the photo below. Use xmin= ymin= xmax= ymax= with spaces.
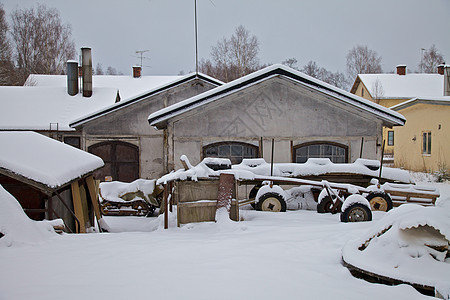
xmin=194 ymin=0 xmax=199 ymax=75
xmin=270 ymin=139 xmax=274 ymax=177
xmin=378 ymin=140 xmax=385 ymax=186
xmin=359 ymin=137 xmax=364 ymax=158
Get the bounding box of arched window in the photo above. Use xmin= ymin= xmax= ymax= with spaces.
xmin=293 ymin=142 xmax=348 ymax=163
xmin=203 ymin=142 xmax=259 ymax=164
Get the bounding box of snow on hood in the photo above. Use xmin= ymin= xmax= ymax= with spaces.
xmin=342 ymin=201 xmax=450 ymax=296
xmin=233 ymin=158 xmax=412 ymax=183
xmin=0 ymin=185 xmax=57 ymax=247
xmin=0 ymin=131 xmax=104 ymax=189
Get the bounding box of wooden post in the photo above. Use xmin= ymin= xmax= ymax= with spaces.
xmin=86 ymin=175 xmax=103 ymax=232
xmin=71 ymin=181 xmax=86 ymax=233
xmin=378 ymin=140 xmax=385 ymax=186
xmin=169 ymin=181 xmax=173 ymax=213
xmin=164 ymin=184 xmax=169 ymax=229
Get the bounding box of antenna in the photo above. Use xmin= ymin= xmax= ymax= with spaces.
xmin=194 ymin=0 xmax=198 ymax=75
xmin=135 ymin=50 xmax=150 ymax=68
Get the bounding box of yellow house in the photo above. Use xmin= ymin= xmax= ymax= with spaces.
xmin=390 ymin=97 xmax=450 ymax=173
xmin=350 ymin=65 xmax=446 ymax=155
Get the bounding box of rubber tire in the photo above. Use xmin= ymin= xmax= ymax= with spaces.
xmin=256 ymin=192 xmax=287 ymax=212
xmin=249 ymin=185 xmax=261 ymax=209
xmin=317 ymin=196 xmax=335 ymax=213
xmin=366 ymin=192 xmax=393 ymax=212
xmin=340 ymin=203 xmax=372 ymax=223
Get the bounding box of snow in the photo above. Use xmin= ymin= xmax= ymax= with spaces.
xmin=358 ymin=73 xmax=444 ymax=99
xmin=341 ymin=194 xmax=371 ymax=212
xmin=0 ymin=86 xmax=118 ymax=131
xmin=234 ymin=158 xmax=412 ymax=183
xmin=99 ymin=179 xmax=158 ymax=205
xmin=26 ymin=74 xmax=182 ymax=101
xmin=0 ymin=185 xmax=58 ymax=247
xmin=0 ymin=131 xmax=104 ymax=189
xmin=0 ymin=176 xmax=448 ymax=299
xmin=342 ymin=200 xmax=450 ymax=297
xmin=148 ymin=64 xmax=405 ymax=128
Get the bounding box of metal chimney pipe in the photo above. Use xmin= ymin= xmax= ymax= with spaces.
xmin=67 ymin=60 xmax=78 ymax=96
xmin=81 ymin=47 xmax=93 ymax=97
xmin=444 ymin=65 xmax=450 ymax=96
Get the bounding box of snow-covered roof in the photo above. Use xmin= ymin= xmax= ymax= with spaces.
xmin=0 ymin=131 xmax=104 ymax=189
xmin=70 ymin=72 xmax=223 ymax=128
xmin=26 ymin=74 xmax=183 ymax=101
xmin=352 ymin=73 xmax=444 ymax=99
xmin=149 ymin=65 xmax=406 ymax=128
xmin=0 ymin=86 xmax=118 ymax=131
xmin=390 ymin=96 xmax=450 ymax=111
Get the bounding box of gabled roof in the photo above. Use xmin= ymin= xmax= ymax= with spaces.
xmin=350 ymin=73 xmax=444 ymax=99
xmin=0 ymin=86 xmax=118 ymax=131
xmin=0 ymin=131 xmax=104 ymax=191
xmin=70 ymin=72 xmax=223 ymax=128
xmin=26 ymin=74 xmax=183 ymax=101
xmin=148 ymin=64 xmax=406 ymax=129
xmin=390 ymin=96 xmax=450 ymax=111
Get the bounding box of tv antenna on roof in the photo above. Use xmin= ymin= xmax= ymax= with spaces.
xmin=135 ymin=50 xmax=150 ymax=68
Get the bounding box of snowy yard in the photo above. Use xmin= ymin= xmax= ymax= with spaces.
xmin=1 ymin=181 xmax=449 ymax=300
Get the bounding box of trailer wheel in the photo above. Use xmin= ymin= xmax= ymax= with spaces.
xmin=256 ymin=192 xmax=286 ymax=212
xmin=317 ymin=196 xmax=336 ymax=213
xmin=366 ymin=192 xmax=393 ymax=212
xmin=249 ymin=185 xmax=261 ymax=209
xmin=340 ymin=203 xmax=372 ymax=222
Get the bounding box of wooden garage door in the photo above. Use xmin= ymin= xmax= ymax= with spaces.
xmin=88 ymin=141 xmax=139 ymax=182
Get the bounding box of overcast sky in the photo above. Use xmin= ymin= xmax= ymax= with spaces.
xmin=2 ymin=0 xmax=450 ymax=80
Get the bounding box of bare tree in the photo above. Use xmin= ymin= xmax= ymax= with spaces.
xmin=200 ymin=25 xmax=261 ymax=82
xmin=301 ymin=60 xmax=348 ymax=90
xmin=0 ymin=4 xmax=15 ymax=85
xmin=346 ymin=45 xmax=382 ymax=81
xmin=10 ymin=4 xmax=76 ymax=84
xmin=95 ymin=63 xmax=104 ymax=75
xmin=419 ymin=45 xmax=445 ymax=73
xmin=371 ymin=78 xmax=384 ymax=103
xmin=281 ymin=57 xmax=299 ymax=70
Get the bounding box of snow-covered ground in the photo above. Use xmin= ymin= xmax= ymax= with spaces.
xmin=0 ymin=178 xmax=449 ymax=300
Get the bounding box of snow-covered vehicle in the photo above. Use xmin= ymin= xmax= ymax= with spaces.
xmin=99 ymin=179 xmax=163 ymax=216
xmin=158 ymin=156 xmax=440 ymax=223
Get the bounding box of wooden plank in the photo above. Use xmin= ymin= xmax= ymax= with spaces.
xmin=71 ymin=181 xmax=86 ymax=233
xmin=86 ymin=175 xmax=104 ymax=232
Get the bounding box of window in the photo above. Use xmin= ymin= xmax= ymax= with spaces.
xmin=422 ymin=132 xmax=431 ymax=155
xmin=361 ymin=88 xmax=364 ymax=97
xmin=203 ymin=142 xmax=258 ymax=164
xmin=63 ymin=136 xmax=81 ymax=149
xmin=294 ymin=142 xmax=348 ymax=163
xmin=387 ymin=131 xmax=394 ymax=146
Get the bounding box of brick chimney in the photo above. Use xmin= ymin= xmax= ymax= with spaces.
xmin=396 ymin=65 xmax=406 ymax=75
xmin=133 ymin=66 xmax=142 ymax=78
xmin=437 ymin=64 xmax=445 ymax=75
xmin=444 ymin=65 xmax=450 ymax=96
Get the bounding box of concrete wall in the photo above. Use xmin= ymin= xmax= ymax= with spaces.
xmin=167 ymin=76 xmax=383 ymax=170
xmin=79 ymin=78 xmax=218 ymax=179
xmin=394 ymin=102 xmax=450 ymax=172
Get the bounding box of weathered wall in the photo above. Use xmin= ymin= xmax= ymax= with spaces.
xmin=394 ymin=103 xmax=450 ymax=172
xmin=168 ymin=76 xmax=383 ymax=170
xmin=79 ymin=78 xmax=218 ymax=179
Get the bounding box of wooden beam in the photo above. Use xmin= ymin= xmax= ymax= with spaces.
xmin=86 ymin=175 xmax=104 ymax=232
xmin=71 ymin=181 xmax=86 ymax=233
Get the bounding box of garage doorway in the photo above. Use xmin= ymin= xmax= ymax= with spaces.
xmin=88 ymin=141 xmax=139 ymax=182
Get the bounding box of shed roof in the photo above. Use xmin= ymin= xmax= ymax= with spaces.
xmin=148 ymin=65 xmax=406 ymax=128
xmin=0 ymin=86 xmax=118 ymax=131
xmin=0 ymin=131 xmax=104 ymax=190
xmin=351 ymin=73 xmax=444 ymax=99
xmin=70 ymin=72 xmax=223 ymax=128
